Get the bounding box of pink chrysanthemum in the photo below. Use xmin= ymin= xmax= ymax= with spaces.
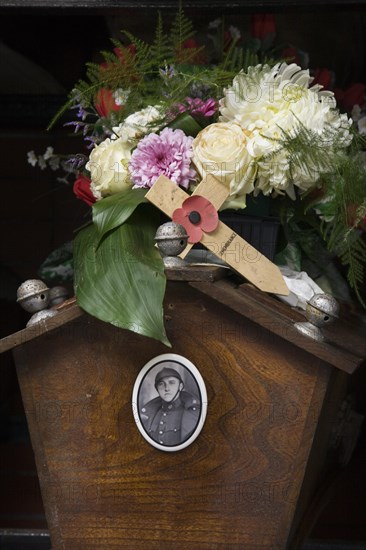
xmin=128 ymin=127 xmax=196 ymax=189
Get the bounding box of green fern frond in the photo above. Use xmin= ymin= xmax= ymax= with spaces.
xmin=336 ymin=231 xmax=366 ymax=307
xmin=119 ymin=32 xmax=151 ymax=62
xmin=323 ymin=219 xmax=344 ymax=251
xmin=352 ymin=201 xmax=366 ymax=229
xmin=261 ymin=117 xmax=348 ymax=187
xmin=150 ymin=12 xmax=172 ymax=65
xmin=221 ymin=45 xmax=259 ymax=74
xmin=169 ymin=6 xmax=196 ymax=51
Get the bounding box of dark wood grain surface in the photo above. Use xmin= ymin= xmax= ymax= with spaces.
xmin=189 ymin=280 xmax=366 ymax=374
xmin=12 ymin=282 xmax=340 ymax=549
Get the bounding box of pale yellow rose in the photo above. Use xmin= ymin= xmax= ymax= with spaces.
xmin=86 ymin=137 xmax=133 ymax=199
xmin=192 ymin=122 xmax=257 ymax=209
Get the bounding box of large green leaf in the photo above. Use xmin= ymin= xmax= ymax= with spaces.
xmin=74 ymin=204 xmax=170 ymax=346
xmin=92 ymin=187 xmax=147 ymax=241
xmin=167 ymin=112 xmax=202 ymax=137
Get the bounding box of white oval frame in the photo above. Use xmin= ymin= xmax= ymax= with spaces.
xmin=132 ymin=353 xmax=207 ymax=452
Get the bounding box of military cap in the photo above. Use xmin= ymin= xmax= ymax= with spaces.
xmin=154 ymin=367 xmax=183 ymax=388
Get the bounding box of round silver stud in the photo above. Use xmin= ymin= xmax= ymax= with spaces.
xmin=294 ymin=293 xmax=339 ymax=342
xmin=17 ymin=279 xmax=50 ymax=313
xmin=49 ymin=286 xmax=69 ymax=307
xmin=155 ymin=222 xmax=188 ymax=267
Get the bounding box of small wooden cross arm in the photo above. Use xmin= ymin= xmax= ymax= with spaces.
xmin=146 ymin=175 xmax=289 ymax=296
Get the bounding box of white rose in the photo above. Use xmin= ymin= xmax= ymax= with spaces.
xmin=112 ymin=105 xmax=163 ymax=141
xmin=192 ymin=122 xmax=257 ymax=209
xmin=86 ymin=137 xmax=133 ymax=199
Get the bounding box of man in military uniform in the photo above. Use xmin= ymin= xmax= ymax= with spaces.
xmin=140 ymin=367 xmax=200 ymax=446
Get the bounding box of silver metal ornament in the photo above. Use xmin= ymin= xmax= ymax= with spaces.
xmin=26 ymin=309 xmax=58 ymax=327
xmin=294 ymin=293 xmax=339 ymax=342
xmin=49 ymin=286 xmax=69 ymax=307
xmin=154 ymin=222 xmax=188 ymax=268
xmin=16 ymin=279 xmax=50 ymax=313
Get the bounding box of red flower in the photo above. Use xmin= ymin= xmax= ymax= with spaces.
xmin=312 ymin=68 xmax=333 ymax=90
xmin=95 ymin=88 xmax=122 ymax=118
xmin=172 ymin=195 xmax=219 ymax=244
xmin=73 ymin=174 xmax=95 ymax=207
xmin=251 ymin=14 xmax=276 ymax=40
xmin=334 ymin=83 xmax=366 ymax=113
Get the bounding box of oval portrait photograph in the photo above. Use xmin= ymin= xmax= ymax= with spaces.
xmin=132 ymin=354 xmax=207 ymax=452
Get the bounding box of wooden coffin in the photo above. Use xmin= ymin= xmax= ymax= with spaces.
xmin=1 ymin=277 xmax=365 ymax=549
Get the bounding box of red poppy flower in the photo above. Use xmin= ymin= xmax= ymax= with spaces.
xmin=172 ymin=195 xmax=219 ymax=244
xmin=73 ymin=174 xmax=95 ymax=206
xmin=95 ymin=88 xmax=122 ymax=118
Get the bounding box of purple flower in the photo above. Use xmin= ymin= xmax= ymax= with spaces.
xmin=175 ymin=97 xmax=218 ymax=118
xmin=70 ymin=102 xmax=88 ymax=121
xmin=64 ymin=121 xmax=84 ymax=134
xmin=128 ymin=128 xmax=196 ymax=189
xmin=159 ymin=64 xmax=176 ymax=79
xmin=65 ymin=154 xmax=88 ymax=171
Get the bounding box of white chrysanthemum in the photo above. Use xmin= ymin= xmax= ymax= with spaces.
xmin=112 ymin=105 xmax=163 ymax=141
xmin=220 ymin=63 xmax=352 ymax=197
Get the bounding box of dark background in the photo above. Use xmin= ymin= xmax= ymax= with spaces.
xmin=0 ymin=1 xmax=366 ymax=546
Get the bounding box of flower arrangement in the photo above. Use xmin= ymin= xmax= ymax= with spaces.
xmin=29 ymin=10 xmax=366 ymax=345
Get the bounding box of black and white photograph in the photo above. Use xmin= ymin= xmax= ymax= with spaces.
xmin=132 ymin=354 xmax=207 ymax=452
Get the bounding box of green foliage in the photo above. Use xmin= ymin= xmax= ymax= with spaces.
xmin=92 ymin=187 xmax=147 ymax=242
xmin=220 ymin=40 xmax=276 ymax=76
xmin=49 ymin=9 xmax=204 ymax=129
xmin=261 ymin=116 xmax=349 ymax=187
xmin=323 ymin=221 xmax=366 ymax=306
xmin=49 ymin=8 xmax=278 ymax=132
xmin=272 ymin=117 xmax=366 ymax=306
xmin=337 ymin=236 xmax=366 ymax=307
xmin=149 ymin=12 xmax=171 ymax=65
xmin=74 ymin=204 xmax=170 ymax=346
xmin=315 ymin=155 xmax=366 ymax=306
xmin=222 ymin=46 xmax=257 ymax=73
xmin=169 ymin=6 xmax=197 ymax=59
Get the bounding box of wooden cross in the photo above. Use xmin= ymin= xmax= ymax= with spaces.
xmin=146 ymin=174 xmax=289 ymax=295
